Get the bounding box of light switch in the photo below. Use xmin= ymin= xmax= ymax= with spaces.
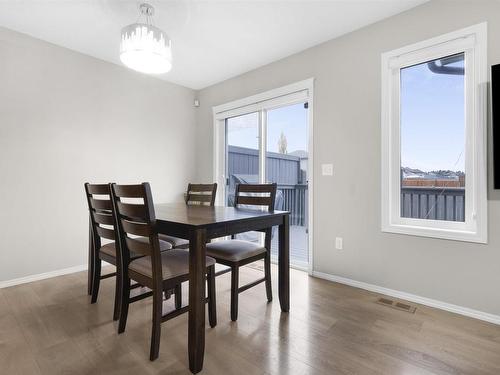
xmin=322 ymin=163 xmax=333 ymax=176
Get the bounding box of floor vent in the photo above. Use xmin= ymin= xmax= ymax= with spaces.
xmin=376 ymin=297 xmax=416 ymax=313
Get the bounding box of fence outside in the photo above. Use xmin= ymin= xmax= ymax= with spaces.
xmin=227 ymin=145 xmax=308 ymax=226
xmin=227 ymin=146 xmax=465 ymax=223
xmin=401 ymin=186 xmax=465 ymax=222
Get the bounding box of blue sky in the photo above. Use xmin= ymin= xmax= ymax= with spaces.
xmin=226 ymin=102 xmax=308 ymax=153
xmin=400 ymin=54 xmax=465 ymax=172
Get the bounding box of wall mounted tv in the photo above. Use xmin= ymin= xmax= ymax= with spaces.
xmin=492 ymin=64 xmax=500 ymax=189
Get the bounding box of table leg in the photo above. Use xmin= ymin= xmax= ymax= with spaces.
xmin=87 ymin=216 xmax=94 ymax=296
xmin=188 ymin=228 xmax=207 ymax=374
xmin=278 ymin=214 xmax=290 ymax=312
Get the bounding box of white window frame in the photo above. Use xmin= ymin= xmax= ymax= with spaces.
xmin=381 ymin=23 xmax=488 ymax=243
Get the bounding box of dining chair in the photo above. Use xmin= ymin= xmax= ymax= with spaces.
xmin=84 ymin=183 xmax=172 ymax=321
xmin=110 ymin=182 xmax=217 ymax=361
xmin=206 ymin=183 xmax=277 ymax=321
xmin=159 ymin=183 xmax=217 ymax=249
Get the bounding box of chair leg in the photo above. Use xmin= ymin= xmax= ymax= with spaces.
xmin=118 ymin=276 xmax=130 ymax=334
xmin=150 ymin=287 xmax=163 ymax=361
xmin=87 ymin=223 xmax=94 ymax=295
xmin=174 ymin=284 xmax=182 ymax=310
xmin=264 ymin=252 xmax=273 ymax=302
xmin=230 ymin=266 xmax=239 ymax=322
xmin=90 ymin=258 xmax=101 ymax=304
xmin=207 ymin=265 xmax=217 ymax=328
xmin=113 ymin=265 xmax=122 ymax=321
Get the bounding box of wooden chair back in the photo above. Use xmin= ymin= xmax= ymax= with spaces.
xmin=234 ymin=183 xmax=277 ymax=211
xmin=84 ymin=183 xmax=117 ymax=252
xmin=234 ymin=183 xmax=277 ymax=245
xmin=110 ymin=183 xmax=163 ymax=282
xmin=185 ymin=183 xmax=217 ymax=206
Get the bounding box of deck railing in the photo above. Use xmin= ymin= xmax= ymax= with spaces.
xmin=277 ymin=184 xmax=308 ymax=226
xmin=401 ymin=186 xmax=465 ymax=221
xmin=227 ymin=145 xmax=309 ymax=227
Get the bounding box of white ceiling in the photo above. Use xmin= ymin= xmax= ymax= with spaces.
xmin=0 ymin=0 xmax=428 ymax=90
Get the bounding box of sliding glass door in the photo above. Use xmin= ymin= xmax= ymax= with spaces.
xmin=221 ymin=102 xmax=310 ymax=268
xmin=266 ymin=103 xmax=309 ymax=268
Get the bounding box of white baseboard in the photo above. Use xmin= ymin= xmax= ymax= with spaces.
xmin=0 ymin=264 xmax=88 ymax=289
xmin=312 ymin=271 xmax=500 ymax=326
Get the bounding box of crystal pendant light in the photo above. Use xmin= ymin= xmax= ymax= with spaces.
xmin=120 ymin=3 xmax=172 ymax=74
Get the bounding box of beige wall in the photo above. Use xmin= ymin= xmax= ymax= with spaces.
xmin=195 ymin=0 xmax=500 ymax=315
xmin=0 ymin=27 xmax=197 ymax=282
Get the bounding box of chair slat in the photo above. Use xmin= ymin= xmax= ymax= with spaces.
xmin=117 ymin=202 xmax=147 ymax=220
xmin=113 ymin=184 xmax=145 ymax=198
xmin=86 ymin=184 xmax=110 ymax=195
xmin=93 ymin=212 xmax=114 ymax=226
xmin=125 ymin=236 xmax=151 ymax=256
xmin=96 ymin=226 xmax=115 ymax=240
xmin=236 ymin=195 xmax=272 ymax=206
xmin=188 ymin=184 xmax=216 ymax=192
xmin=237 ymin=184 xmax=275 ymax=193
xmin=90 ymin=198 xmax=113 ymax=211
xmin=121 ymin=219 xmax=152 ymax=237
xmin=188 ymin=194 xmax=212 ymax=202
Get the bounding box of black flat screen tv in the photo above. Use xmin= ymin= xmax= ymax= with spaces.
xmin=492 ymin=64 xmax=500 ymax=189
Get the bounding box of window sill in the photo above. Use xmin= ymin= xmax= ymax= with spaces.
xmin=382 ymin=223 xmax=487 ymax=244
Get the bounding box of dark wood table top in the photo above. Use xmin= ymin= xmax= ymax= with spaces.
xmin=154 ymin=203 xmax=289 ymax=228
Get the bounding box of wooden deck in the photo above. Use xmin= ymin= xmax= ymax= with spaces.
xmin=271 ymin=225 xmax=308 ymax=265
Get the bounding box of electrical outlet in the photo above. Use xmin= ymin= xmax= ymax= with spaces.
xmin=335 ymin=237 xmax=343 ymax=250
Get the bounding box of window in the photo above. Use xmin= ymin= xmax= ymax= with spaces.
xmin=381 ymin=23 xmax=487 ymax=243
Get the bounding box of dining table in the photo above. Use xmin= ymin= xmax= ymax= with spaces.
xmin=88 ymin=202 xmax=290 ymax=374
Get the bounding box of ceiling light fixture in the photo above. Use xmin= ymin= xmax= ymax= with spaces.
xmin=120 ymin=3 xmax=172 ymax=74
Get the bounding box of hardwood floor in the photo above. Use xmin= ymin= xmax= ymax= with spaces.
xmin=1 ymin=264 xmax=500 ymax=374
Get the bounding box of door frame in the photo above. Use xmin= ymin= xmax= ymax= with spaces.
xmin=212 ymin=78 xmax=315 ymax=274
